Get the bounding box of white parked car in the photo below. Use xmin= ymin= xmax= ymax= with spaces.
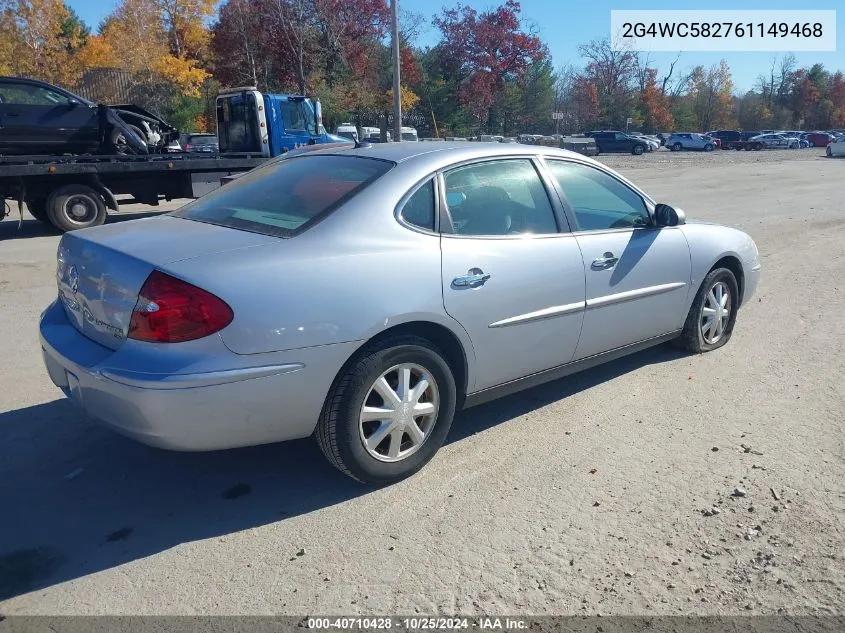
xmin=826 ymin=135 xmax=845 ymax=157
xmin=746 ymin=133 xmax=799 ymax=150
xmin=630 ymin=134 xmax=659 ymax=151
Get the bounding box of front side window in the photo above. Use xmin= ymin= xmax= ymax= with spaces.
xmin=547 ymin=161 xmax=650 ymax=231
xmin=400 ymin=180 xmax=435 ymax=231
xmin=0 ymin=83 xmax=72 ymax=106
xmin=443 ymin=159 xmax=558 ymax=236
xmin=173 ymin=155 xmax=392 ymax=237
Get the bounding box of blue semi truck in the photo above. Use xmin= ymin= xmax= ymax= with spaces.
xmin=0 ymin=86 xmax=349 ymax=231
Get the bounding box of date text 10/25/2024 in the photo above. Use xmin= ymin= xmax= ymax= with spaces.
xmin=307 ymin=617 xmax=528 ymax=630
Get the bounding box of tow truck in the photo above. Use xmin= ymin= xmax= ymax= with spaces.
xmin=0 ymin=86 xmax=345 ymax=231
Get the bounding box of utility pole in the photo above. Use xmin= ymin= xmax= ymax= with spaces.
xmin=391 ymin=0 xmax=401 ymax=142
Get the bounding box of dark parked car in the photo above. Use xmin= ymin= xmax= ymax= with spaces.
xmin=179 ymin=133 xmax=218 ymax=153
xmin=0 ymin=76 xmax=177 ymax=156
xmin=707 ymin=130 xmax=744 ymax=150
xmin=585 ymin=131 xmax=648 ymax=155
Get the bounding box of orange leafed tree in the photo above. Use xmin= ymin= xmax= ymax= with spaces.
xmin=97 ymin=0 xmax=211 ymax=97
xmin=0 ymin=0 xmax=81 ymax=85
xmin=639 ymin=67 xmax=674 ymax=132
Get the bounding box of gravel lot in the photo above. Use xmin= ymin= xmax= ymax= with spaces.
xmin=1 ymin=149 xmax=843 ymax=616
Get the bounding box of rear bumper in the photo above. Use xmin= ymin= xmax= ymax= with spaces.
xmin=39 ymin=300 xmax=360 ymax=451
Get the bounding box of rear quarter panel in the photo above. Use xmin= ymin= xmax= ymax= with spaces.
xmin=161 ymin=166 xmax=478 ymax=382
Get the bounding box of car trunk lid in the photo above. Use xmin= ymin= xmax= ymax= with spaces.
xmin=56 ymin=215 xmax=277 ymax=350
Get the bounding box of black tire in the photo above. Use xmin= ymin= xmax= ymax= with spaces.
xmin=753 ymin=144 xmax=762 ymax=151
xmin=826 ymin=146 xmax=832 ymax=157
xmin=671 ymin=142 xmax=682 ymax=151
xmin=110 ymin=124 xmax=147 ymax=153
xmin=632 ymin=144 xmax=644 ymax=155
xmin=315 ymin=336 xmax=457 ymax=485
xmin=26 ymin=198 xmax=49 ymax=223
xmin=46 ymin=184 xmax=107 ymax=232
xmin=704 ymin=143 xmax=714 ymax=152
xmin=675 ymin=267 xmax=739 ymax=354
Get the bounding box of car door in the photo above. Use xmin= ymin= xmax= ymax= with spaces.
xmin=439 ymin=157 xmax=587 ymax=392
xmin=544 ymin=158 xmax=692 ymax=360
xmin=0 ymin=81 xmax=97 ymax=154
xmin=613 ymin=132 xmax=629 ymax=152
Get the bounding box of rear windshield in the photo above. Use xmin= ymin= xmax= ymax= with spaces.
xmin=172 ymin=155 xmax=393 ymax=237
xmin=190 ymin=135 xmax=216 ymax=145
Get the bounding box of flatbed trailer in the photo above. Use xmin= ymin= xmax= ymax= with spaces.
xmin=0 ymin=152 xmax=268 ymax=231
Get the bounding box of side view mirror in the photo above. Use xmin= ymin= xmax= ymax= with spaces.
xmin=654 ymin=203 xmax=686 ymax=227
xmin=68 ymin=98 xmax=80 ymax=107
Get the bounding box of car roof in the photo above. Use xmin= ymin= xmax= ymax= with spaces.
xmin=320 ymin=141 xmax=589 ymax=167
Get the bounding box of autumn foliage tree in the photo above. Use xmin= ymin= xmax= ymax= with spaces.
xmin=434 ymin=0 xmax=545 ymax=130
xmin=638 ymin=67 xmax=674 ymax=132
xmin=0 ymin=0 xmax=85 ymax=85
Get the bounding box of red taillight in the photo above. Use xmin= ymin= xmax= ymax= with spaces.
xmin=184 ymin=144 xmax=192 ymax=151
xmin=128 ymin=271 xmax=233 ymax=343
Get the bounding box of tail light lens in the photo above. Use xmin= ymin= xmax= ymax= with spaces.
xmin=184 ymin=144 xmax=192 ymax=151
xmin=128 ymin=271 xmax=233 ymax=343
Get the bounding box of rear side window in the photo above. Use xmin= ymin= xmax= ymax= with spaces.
xmin=173 ymin=155 xmax=392 ymax=237
xmin=400 ymin=180 xmax=435 ymax=231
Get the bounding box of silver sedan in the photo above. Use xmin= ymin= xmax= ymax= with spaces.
xmin=40 ymin=143 xmax=761 ymax=484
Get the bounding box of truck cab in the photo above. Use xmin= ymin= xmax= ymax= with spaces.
xmin=216 ymin=87 xmax=343 ymax=157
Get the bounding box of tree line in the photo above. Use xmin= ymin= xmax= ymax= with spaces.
xmin=1 ymin=0 xmax=843 ymax=136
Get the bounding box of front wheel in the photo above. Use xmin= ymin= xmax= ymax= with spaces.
xmin=704 ymin=143 xmax=714 ymax=152
xmin=46 ymin=184 xmax=107 ymax=232
xmin=675 ymin=268 xmax=739 ymax=353
xmin=632 ymin=144 xmax=644 ymax=155
xmin=826 ymin=146 xmax=833 ymax=157
xmin=315 ymin=336 xmax=457 ymax=485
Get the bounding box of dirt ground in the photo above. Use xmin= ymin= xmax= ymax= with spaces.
xmin=0 ymin=150 xmax=843 ymax=616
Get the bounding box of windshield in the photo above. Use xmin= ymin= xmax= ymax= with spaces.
xmin=401 ymin=132 xmax=418 ymax=141
xmin=172 ymin=155 xmax=393 ymax=237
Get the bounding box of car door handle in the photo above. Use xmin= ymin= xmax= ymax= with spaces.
xmin=591 ymin=252 xmax=619 ymax=269
xmin=453 ymin=268 xmax=491 ymax=287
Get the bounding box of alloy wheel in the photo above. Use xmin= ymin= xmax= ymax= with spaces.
xmin=358 ymin=363 xmax=439 ymax=463
xmin=700 ymin=281 xmax=731 ymax=345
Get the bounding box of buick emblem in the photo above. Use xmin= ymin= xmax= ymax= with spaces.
xmin=68 ymin=265 xmax=79 ymax=294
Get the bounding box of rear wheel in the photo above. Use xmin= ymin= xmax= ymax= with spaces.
xmin=826 ymin=146 xmax=833 ymax=157
xmin=315 ymin=336 xmax=457 ymax=485
xmin=675 ymin=268 xmax=739 ymax=353
xmin=704 ymin=143 xmax=714 ymax=152
xmin=671 ymin=142 xmax=682 ymax=152
xmin=46 ymin=184 xmax=107 ymax=232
